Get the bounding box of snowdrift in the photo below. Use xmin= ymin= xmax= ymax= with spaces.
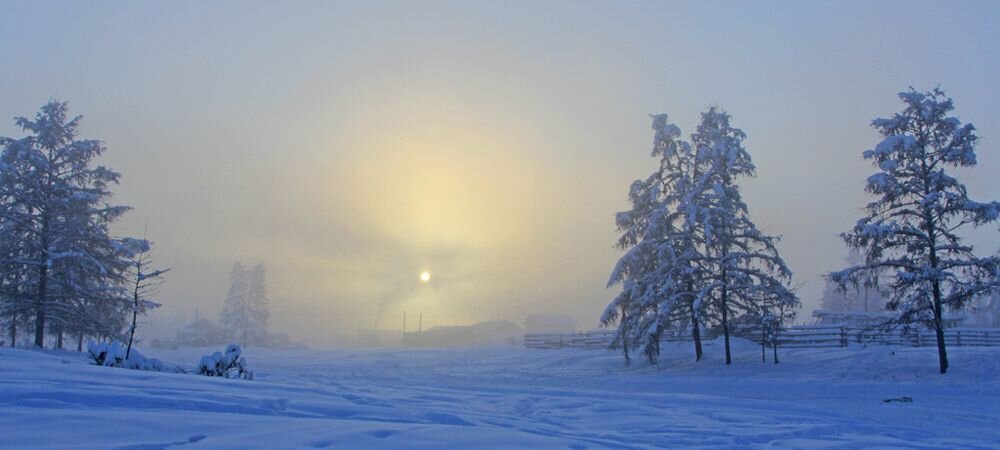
xmin=1 ymin=343 xmax=998 ymax=448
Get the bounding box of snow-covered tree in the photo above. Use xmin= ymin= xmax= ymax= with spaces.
xmin=122 ymin=237 xmax=167 ymax=359
xmin=602 ymin=114 xmax=711 ymax=364
xmin=221 ymin=263 xmax=250 ymax=342
xmin=692 ymin=107 xmax=799 ymax=365
xmin=0 ymin=101 xmax=135 ymax=348
xmin=603 ymin=109 xmax=798 ymax=366
xmin=247 ymin=264 xmax=269 ymax=341
xmin=967 ymin=292 xmax=1000 ymax=327
xmin=832 ymin=87 xmax=1000 ymax=374
xmin=0 ymin=233 xmax=33 ymax=347
xmin=1 ymin=140 xmax=40 ymax=347
xmin=820 ymin=251 xmax=888 ymax=312
xmin=601 ymin=172 xmax=672 ymax=364
xmin=755 ymin=287 xmax=797 ymax=364
xmin=221 ymin=263 xmax=269 ymax=346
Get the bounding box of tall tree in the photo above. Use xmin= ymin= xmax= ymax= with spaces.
xmin=221 ymin=263 xmax=269 ymax=346
xmin=601 ymin=173 xmax=673 ymax=363
xmin=692 ymin=107 xmax=799 ymax=365
xmin=0 ymin=227 xmax=32 ymax=347
xmin=221 ymin=263 xmax=249 ymax=344
xmin=246 ymin=263 xmax=269 ymax=344
xmin=0 ymin=101 xmax=133 ymax=347
xmin=602 ymin=114 xmax=712 ymax=364
xmin=832 ymin=87 xmax=1000 ymax=374
xmin=604 ymin=115 xmax=678 ymax=363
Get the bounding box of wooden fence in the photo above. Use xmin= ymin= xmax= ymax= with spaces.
xmin=524 ymin=326 xmax=1000 ymax=350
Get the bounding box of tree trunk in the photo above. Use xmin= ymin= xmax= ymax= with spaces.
xmin=77 ymin=333 xmax=83 ymax=352
xmin=9 ymin=312 xmax=15 ymax=348
xmin=621 ymin=309 xmax=631 ymax=365
xmin=721 ymin=286 xmax=732 ymax=365
xmin=57 ymin=329 xmax=63 ymax=349
xmin=126 ymin=268 xmax=141 ymax=360
xmin=688 ymin=285 xmax=703 ymax=362
xmin=34 ymin=262 xmax=48 ymax=348
xmin=772 ymin=336 xmax=779 ymax=364
xmin=932 ymin=280 xmax=949 ymax=374
xmin=646 ymin=326 xmax=662 ymax=364
xmin=925 ymin=206 xmax=949 ymax=374
xmin=922 ymin=162 xmax=948 ymax=374
xmin=691 ymin=311 xmax=703 ymax=362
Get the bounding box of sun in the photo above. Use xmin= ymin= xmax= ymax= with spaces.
xmin=420 ymin=271 xmax=431 ymax=282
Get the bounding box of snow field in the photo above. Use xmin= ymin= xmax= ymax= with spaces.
xmin=1 ymin=339 xmax=998 ymax=449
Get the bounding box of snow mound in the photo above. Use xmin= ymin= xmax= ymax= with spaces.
xmin=87 ymin=340 xmax=165 ymax=371
xmin=197 ymin=344 xmax=253 ymax=379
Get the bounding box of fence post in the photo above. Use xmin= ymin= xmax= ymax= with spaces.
xmin=840 ymin=327 xmax=848 ymax=347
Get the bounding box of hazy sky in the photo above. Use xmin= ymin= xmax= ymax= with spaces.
xmin=2 ymin=1 xmax=999 ymax=344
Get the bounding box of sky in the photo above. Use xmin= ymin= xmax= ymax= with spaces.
xmin=2 ymin=0 xmax=999 ymax=345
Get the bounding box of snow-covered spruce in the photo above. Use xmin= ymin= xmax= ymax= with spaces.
xmin=220 ymin=264 xmax=269 ymax=347
xmin=690 ymin=108 xmax=798 ymax=365
xmin=197 ymin=344 xmax=254 ymax=380
xmin=0 ymin=101 xmax=157 ymax=350
xmin=603 ymin=113 xmax=712 ymax=364
xmin=831 ymin=87 xmax=1000 ymax=374
xmin=604 ymin=110 xmax=798 ymax=366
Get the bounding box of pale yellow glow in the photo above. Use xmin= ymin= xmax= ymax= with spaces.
xmin=287 ymin=88 xmax=583 ymax=331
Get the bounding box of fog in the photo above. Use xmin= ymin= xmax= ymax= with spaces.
xmin=2 ymin=1 xmax=999 ymax=345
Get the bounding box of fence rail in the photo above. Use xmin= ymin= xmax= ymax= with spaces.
xmin=524 ymin=326 xmax=1000 ymax=350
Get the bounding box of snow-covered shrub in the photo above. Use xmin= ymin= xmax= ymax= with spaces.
xmin=120 ymin=349 xmax=166 ymax=372
xmin=197 ymin=344 xmax=253 ymax=380
xmin=86 ymin=340 xmax=165 ymax=371
xmin=87 ymin=340 xmax=127 ymax=367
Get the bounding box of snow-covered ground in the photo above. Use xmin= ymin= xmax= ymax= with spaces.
xmin=1 ymin=339 xmax=998 ymax=449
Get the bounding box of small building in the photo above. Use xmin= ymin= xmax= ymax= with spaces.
xmin=176 ymin=319 xmax=228 ymax=347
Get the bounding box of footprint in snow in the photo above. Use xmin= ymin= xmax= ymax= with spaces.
xmin=369 ymin=429 xmax=397 ymax=439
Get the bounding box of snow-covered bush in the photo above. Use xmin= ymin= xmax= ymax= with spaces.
xmin=87 ymin=340 xmax=127 ymax=367
xmin=86 ymin=340 xmax=165 ymax=371
xmin=120 ymin=349 xmax=166 ymax=371
xmin=197 ymin=344 xmax=253 ymax=380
